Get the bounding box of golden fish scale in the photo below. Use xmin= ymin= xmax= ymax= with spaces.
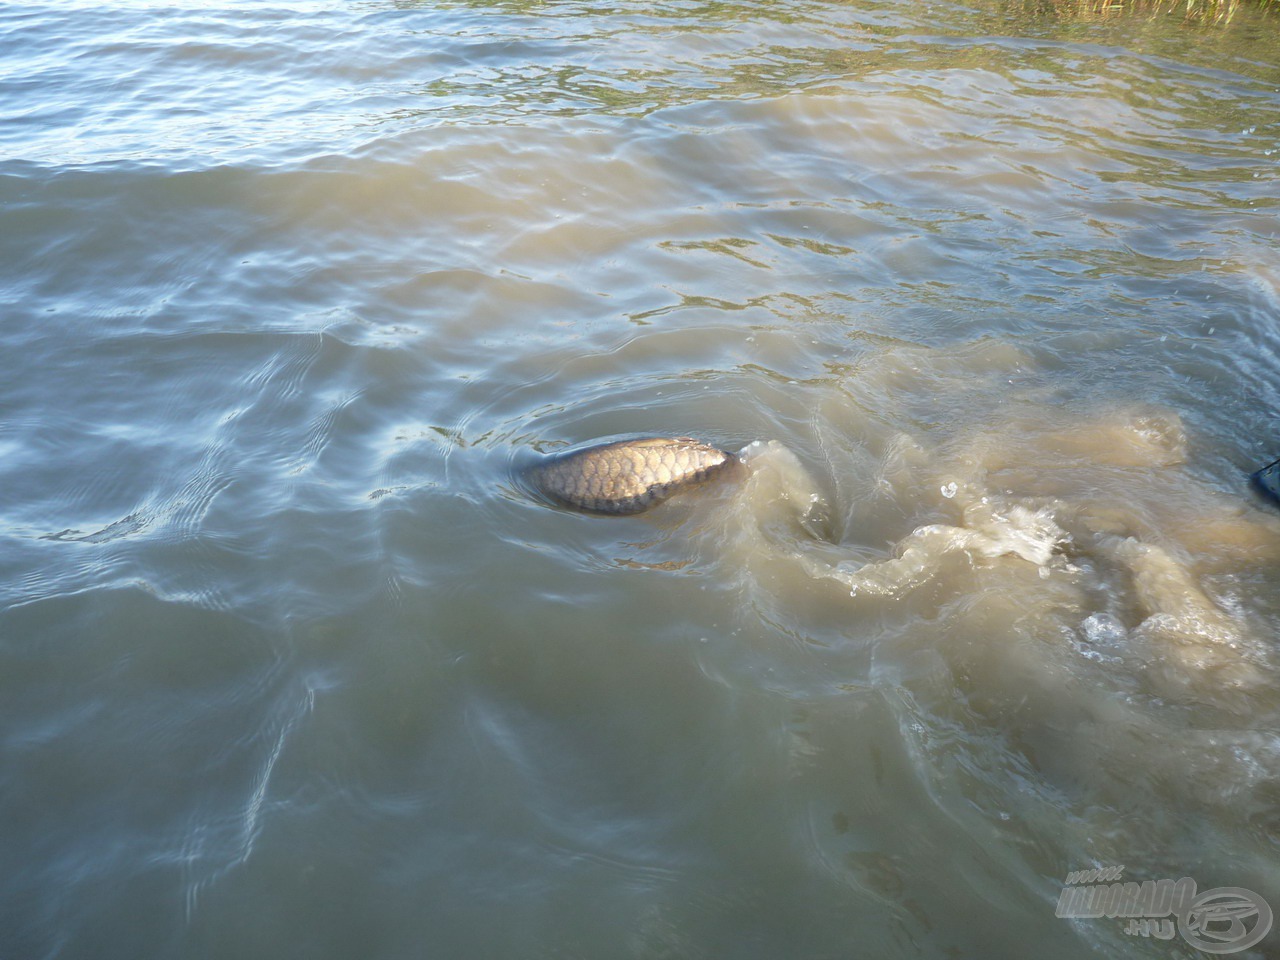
xmin=530 ymin=437 xmax=738 ymax=514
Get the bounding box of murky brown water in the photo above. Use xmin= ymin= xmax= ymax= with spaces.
xmin=3 ymin=1 xmax=1279 ymax=957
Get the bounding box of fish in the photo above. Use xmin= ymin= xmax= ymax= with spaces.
xmin=525 ymin=436 xmax=744 ymax=516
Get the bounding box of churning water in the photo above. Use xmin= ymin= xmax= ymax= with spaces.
xmin=3 ymin=1 xmax=1280 ymax=957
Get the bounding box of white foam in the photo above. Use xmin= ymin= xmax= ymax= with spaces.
xmin=803 ymin=498 xmax=1071 ymax=599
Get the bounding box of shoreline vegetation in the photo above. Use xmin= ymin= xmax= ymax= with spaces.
xmin=1012 ymin=0 xmax=1278 ymax=22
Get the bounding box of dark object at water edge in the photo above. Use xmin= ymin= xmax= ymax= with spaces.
xmin=526 ymin=436 xmax=743 ymax=516
xmin=1250 ymin=457 xmax=1280 ymax=506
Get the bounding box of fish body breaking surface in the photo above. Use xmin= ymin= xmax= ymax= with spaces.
xmin=527 ymin=436 xmax=742 ymax=516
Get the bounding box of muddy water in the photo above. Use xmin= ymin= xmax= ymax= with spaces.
xmin=2 ymin=1 xmax=1280 ymax=958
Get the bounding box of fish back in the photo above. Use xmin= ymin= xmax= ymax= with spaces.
xmin=527 ymin=437 xmax=741 ymax=515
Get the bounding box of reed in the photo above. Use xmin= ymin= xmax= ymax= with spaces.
xmin=1015 ymin=0 xmax=1277 ymax=22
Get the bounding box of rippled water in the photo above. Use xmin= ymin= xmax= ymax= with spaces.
xmin=4 ymin=1 xmax=1280 ymax=957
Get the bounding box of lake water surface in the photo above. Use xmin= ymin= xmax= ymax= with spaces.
xmin=3 ymin=2 xmax=1280 ymax=958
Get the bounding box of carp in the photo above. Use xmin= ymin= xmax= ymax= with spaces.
xmin=526 ymin=436 xmax=742 ymax=516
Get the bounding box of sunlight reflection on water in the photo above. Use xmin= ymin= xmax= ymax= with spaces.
xmin=2 ymin=1 xmax=1280 ymax=958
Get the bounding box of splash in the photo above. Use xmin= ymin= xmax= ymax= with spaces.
xmin=804 ymin=496 xmax=1072 ymax=598
xmin=733 ymin=406 xmax=1279 ymax=697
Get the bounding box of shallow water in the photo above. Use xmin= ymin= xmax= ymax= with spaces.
xmin=3 ymin=1 xmax=1280 ymax=957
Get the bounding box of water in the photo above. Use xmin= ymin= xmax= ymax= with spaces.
xmin=3 ymin=1 xmax=1280 ymax=957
